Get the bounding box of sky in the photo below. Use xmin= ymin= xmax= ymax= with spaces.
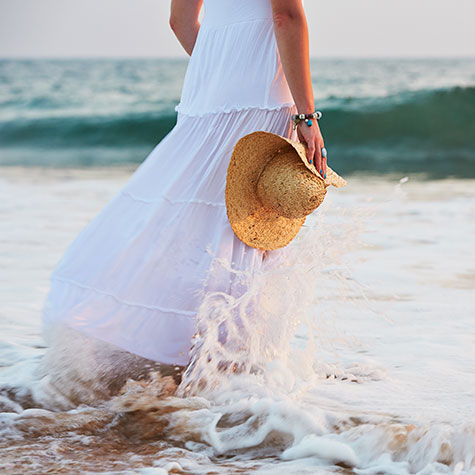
xmin=0 ymin=0 xmax=474 ymax=59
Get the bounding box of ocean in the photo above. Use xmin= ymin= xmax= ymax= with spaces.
xmin=0 ymin=58 xmax=474 ymax=474
xmin=1 ymin=58 xmax=475 ymax=176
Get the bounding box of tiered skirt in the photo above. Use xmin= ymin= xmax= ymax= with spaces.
xmin=42 ymin=105 xmax=297 ymax=366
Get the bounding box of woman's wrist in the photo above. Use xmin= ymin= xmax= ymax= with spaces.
xmin=295 ymin=103 xmax=315 ymax=115
xmin=291 ymin=110 xmax=322 ymax=130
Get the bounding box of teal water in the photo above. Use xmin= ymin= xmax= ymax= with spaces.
xmin=1 ymin=58 xmax=474 ymax=177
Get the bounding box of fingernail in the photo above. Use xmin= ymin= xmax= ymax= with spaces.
xmin=320 ymin=169 xmax=323 ymax=175
xmin=309 ymin=159 xmax=313 ymax=164
xmin=324 ymin=173 xmax=327 ymax=179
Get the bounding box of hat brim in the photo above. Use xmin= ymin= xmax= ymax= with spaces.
xmin=225 ymin=131 xmax=346 ymax=251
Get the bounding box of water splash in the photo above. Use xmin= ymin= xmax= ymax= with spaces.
xmin=1 ymin=177 xmax=474 ymax=474
xmin=178 ymin=197 xmax=365 ymax=397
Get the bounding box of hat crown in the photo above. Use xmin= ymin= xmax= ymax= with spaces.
xmin=256 ymin=151 xmax=326 ymax=219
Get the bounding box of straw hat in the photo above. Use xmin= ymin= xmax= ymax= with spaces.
xmin=225 ymin=131 xmax=346 ymax=251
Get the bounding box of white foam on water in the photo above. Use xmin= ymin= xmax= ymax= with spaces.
xmin=0 ymin=168 xmax=474 ymax=474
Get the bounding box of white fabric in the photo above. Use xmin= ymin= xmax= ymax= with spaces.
xmin=175 ymin=0 xmax=293 ymax=116
xmin=42 ymin=0 xmax=297 ymax=366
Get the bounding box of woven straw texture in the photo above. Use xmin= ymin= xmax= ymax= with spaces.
xmin=225 ymin=131 xmax=346 ymax=250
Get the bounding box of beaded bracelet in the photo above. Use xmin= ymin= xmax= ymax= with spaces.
xmin=291 ymin=110 xmax=322 ymax=130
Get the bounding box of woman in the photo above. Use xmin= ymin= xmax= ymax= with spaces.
xmin=40 ymin=0 xmax=326 ymax=389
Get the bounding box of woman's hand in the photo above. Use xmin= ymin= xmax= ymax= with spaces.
xmin=297 ymin=121 xmax=327 ymax=178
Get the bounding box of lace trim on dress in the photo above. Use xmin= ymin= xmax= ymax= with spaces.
xmin=120 ymin=190 xmax=225 ymax=207
xmin=174 ymin=103 xmax=296 ymax=118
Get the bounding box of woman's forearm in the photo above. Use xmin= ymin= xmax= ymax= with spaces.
xmin=169 ymin=0 xmax=203 ymax=56
xmin=271 ymin=0 xmax=326 ymax=174
xmin=272 ymin=8 xmax=315 ymax=114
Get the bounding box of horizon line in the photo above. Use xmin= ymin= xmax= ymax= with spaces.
xmin=1 ymin=54 xmax=475 ymax=61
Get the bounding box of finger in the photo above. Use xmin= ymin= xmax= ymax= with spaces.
xmin=307 ymin=141 xmax=315 ymax=165
xmin=314 ymin=142 xmax=322 ymax=176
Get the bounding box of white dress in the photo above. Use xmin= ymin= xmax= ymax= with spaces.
xmin=42 ymin=0 xmax=298 ymax=366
